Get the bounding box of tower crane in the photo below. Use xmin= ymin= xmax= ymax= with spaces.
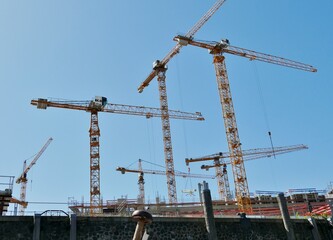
xmin=116 ymin=159 xmax=215 ymax=205
xmin=174 ymin=35 xmax=316 ymax=212
xmin=186 ymin=144 xmax=308 ymax=202
xmin=16 ymin=137 xmax=53 ymax=215
xmin=31 ymin=97 xmax=204 ymax=214
xmin=137 ymin=0 xmax=226 ymax=204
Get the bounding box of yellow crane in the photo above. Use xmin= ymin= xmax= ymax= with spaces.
xmin=174 ymin=35 xmax=317 ymax=212
xmin=16 ymin=137 xmax=53 ymax=215
xmin=31 ymin=97 xmax=203 ymax=214
xmin=116 ymin=159 xmax=215 ymax=205
xmin=186 ymin=144 xmax=308 ymax=202
xmin=137 ymin=0 xmax=226 ymax=204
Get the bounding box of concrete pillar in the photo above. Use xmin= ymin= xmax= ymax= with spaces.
xmin=13 ymin=203 xmax=17 ymax=216
xmin=33 ymin=213 xmax=41 ymax=240
xmin=70 ymin=214 xmax=77 ymax=240
xmin=198 ymin=183 xmax=203 ymax=204
xmin=327 ymin=217 xmax=333 ymax=240
xmin=202 ymin=182 xmax=217 ymax=240
xmin=277 ymin=193 xmax=295 ymax=240
xmin=308 ymin=217 xmax=321 ymax=240
xmin=328 ymin=199 xmax=333 ymax=218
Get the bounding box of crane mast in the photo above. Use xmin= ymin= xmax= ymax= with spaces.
xmin=138 ymin=159 xmax=145 ymax=206
xmin=175 ymin=35 xmax=316 ymax=212
xmin=31 ymin=97 xmax=204 ymax=214
xmin=186 ymin=144 xmax=308 ymax=202
xmin=213 ymin=157 xmax=231 ymax=201
xmin=156 ymin=65 xmax=178 ymax=203
xmin=215 ymin=53 xmax=251 ymax=210
xmin=16 ymin=137 xmax=53 ymax=215
xmin=138 ymin=0 xmax=226 ymax=204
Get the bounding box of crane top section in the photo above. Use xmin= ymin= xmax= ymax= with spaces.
xmin=116 ymin=166 xmax=215 ymax=179
xmin=137 ymin=0 xmax=227 ymax=93
xmin=174 ymin=35 xmax=317 ymax=73
xmin=185 ymin=144 xmax=308 ymax=169
xmin=31 ymin=97 xmax=205 ymax=121
xmin=16 ymin=137 xmax=53 ymax=184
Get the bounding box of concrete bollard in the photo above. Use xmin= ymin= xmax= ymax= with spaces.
xmin=277 ymin=192 xmax=295 ymax=240
xmin=33 ymin=213 xmax=41 ymax=240
xmin=132 ymin=210 xmax=152 ymax=240
xmin=202 ymin=181 xmax=217 ymax=240
xmin=70 ymin=214 xmax=77 ymax=240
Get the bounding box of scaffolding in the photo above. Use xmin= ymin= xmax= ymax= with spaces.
xmin=0 ymin=175 xmax=14 ymax=215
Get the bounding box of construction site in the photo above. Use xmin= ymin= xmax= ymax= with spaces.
xmin=1 ymin=0 xmax=333 ymax=239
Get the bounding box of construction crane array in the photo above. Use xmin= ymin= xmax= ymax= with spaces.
xmin=16 ymin=137 xmax=53 ymax=215
xmin=137 ymin=0 xmax=226 ymax=204
xmin=31 ymin=97 xmax=204 ymax=214
xmin=174 ymin=35 xmax=316 ymax=212
xmin=186 ymin=144 xmax=308 ymax=202
xmin=116 ymin=159 xmax=215 ymax=205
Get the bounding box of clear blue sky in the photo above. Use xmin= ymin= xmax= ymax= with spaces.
xmin=1 ymin=0 xmax=332 ymax=213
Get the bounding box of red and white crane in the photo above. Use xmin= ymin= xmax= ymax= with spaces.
xmin=31 ymin=97 xmax=203 ymax=214
xmin=174 ymin=35 xmax=316 ymax=212
xmin=116 ymin=159 xmax=215 ymax=205
xmin=16 ymin=137 xmax=53 ymax=215
xmin=186 ymin=144 xmax=308 ymax=202
xmin=137 ymin=0 xmax=226 ymax=204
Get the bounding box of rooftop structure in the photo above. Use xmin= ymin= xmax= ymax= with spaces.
xmin=0 ymin=175 xmax=14 ymax=215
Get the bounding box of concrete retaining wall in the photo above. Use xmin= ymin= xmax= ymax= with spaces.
xmin=1 ymin=215 xmax=333 ymax=240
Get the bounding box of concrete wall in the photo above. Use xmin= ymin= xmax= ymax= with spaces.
xmin=1 ymin=215 xmax=333 ymax=240
xmin=0 ymin=216 xmax=34 ymax=240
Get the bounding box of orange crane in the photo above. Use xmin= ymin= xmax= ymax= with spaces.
xmin=186 ymin=144 xmax=308 ymax=202
xmin=174 ymin=35 xmax=317 ymax=212
xmin=116 ymin=159 xmax=215 ymax=205
xmin=16 ymin=137 xmax=53 ymax=215
xmin=137 ymin=0 xmax=226 ymax=204
xmin=31 ymin=97 xmax=204 ymax=214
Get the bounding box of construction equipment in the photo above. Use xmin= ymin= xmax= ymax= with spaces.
xmin=16 ymin=137 xmax=53 ymax=215
xmin=186 ymin=144 xmax=308 ymax=202
xmin=31 ymin=97 xmax=204 ymax=214
xmin=0 ymin=175 xmax=14 ymax=216
xmin=138 ymin=0 xmax=226 ymax=205
xmin=174 ymin=34 xmax=316 ymax=212
xmin=116 ymin=159 xmax=215 ymax=204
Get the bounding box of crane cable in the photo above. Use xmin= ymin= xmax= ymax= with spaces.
xmin=176 ymin=55 xmax=196 ymax=199
xmin=145 ymin=120 xmax=158 ymax=195
xmin=253 ymin=63 xmax=276 ymax=158
xmin=175 ymin=54 xmax=189 ymax=157
xmin=252 ymin=62 xmax=278 ymax=190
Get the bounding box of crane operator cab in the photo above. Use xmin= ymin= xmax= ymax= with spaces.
xmin=220 ymin=39 xmax=230 ymax=48
xmin=89 ymin=96 xmax=107 ymax=110
xmin=94 ymin=96 xmax=107 ymax=107
xmin=152 ymin=60 xmax=168 ymax=71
